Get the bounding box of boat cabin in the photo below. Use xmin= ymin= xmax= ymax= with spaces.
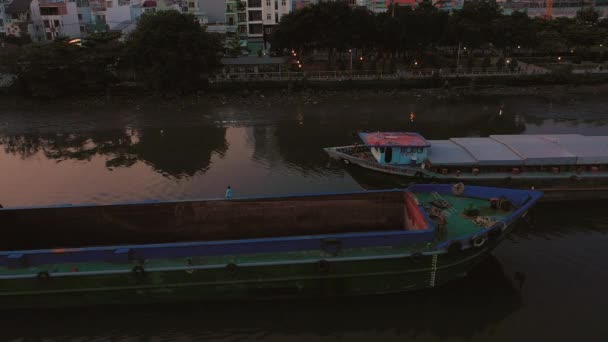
xmin=359 ymin=132 xmax=430 ymax=166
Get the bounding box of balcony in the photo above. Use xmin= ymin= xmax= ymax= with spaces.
xmin=247 ymin=0 xmax=261 ymax=8
xmin=38 ymin=0 xmax=66 ymax=4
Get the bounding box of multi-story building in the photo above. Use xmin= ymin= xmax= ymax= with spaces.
xmin=1 ymin=0 xmax=8 ymax=37
xmin=225 ymin=0 xmax=290 ymax=54
xmin=38 ymin=0 xmax=80 ymax=40
xmin=3 ymin=0 xmax=43 ymax=40
xmin=499 ymin=0 xmax=607 ymax=18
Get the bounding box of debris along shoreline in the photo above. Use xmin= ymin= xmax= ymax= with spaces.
xmin=1 ymin=82 xmax=607 ymax=111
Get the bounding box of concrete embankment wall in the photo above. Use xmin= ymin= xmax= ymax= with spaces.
xmin=209 ymin=73 xmax=608 ymax=92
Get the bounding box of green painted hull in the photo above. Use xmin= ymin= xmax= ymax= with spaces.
xmin=0 ymin=241 xmax=500 ymax=309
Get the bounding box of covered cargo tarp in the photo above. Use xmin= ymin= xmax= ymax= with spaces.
xmin=450 ymin=137 xmax=523 ymax=166
xmin=489 ymin=135 xmax=577 ymax=166
xmin=541 ymin=135 xmax=608 ymax=165
xmin=427 ymin=140 xmax=476 ymax=166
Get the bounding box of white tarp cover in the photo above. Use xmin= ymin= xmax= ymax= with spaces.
xmin=541 ymin=135 xmax=608 ymax=164
xmin=450 ymin=137 xmax=523 ymax=166
xmin=489 ymin=135 xmax=578 ymax=166
xmin=427 ymin=140 xmax=477 ymax=166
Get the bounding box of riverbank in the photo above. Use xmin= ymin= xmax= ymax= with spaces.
xmin=3 ymin=81 xmax=607 ymax=113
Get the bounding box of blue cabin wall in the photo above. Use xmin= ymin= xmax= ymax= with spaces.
xmin=371 ymin=147 xmax=428 ymax=165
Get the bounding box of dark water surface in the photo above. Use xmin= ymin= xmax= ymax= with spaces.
xmin=1 ymin=93 xmax=607 ymax=341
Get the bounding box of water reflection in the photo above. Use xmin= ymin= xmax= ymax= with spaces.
xmin=0 ymin=125 xmax=228 ymax=179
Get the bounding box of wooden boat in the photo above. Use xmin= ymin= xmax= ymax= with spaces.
xmin=324 ymin=132 xmax=608 ymax=200
xmin=0 ymin=185 xmax=541 ymax=308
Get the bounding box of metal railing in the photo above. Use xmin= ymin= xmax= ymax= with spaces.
xmin=213 ymin=68 xmax=549 ymax=83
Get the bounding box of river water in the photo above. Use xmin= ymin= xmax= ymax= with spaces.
xmin=0 ymin=91 xmax=607 ymax=341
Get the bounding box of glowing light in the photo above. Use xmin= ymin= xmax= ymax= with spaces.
xmin=517 ymin=45 xmax=521 ymax=49
xmin=557 ymin=56 xmax=562 ymax=61
xmin=414 ymin=61 xmax=418 ymax=66
xmin=359 ymin=56 xmax=363 ymax=61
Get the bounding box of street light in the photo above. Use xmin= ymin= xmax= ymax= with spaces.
xmin=557 ymin=56 xmax=562 ymax=61
xmin=349 ymin=49 xmax=353 ymax=74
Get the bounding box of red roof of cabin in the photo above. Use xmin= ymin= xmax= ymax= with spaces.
xmin=359 ymin=132 xmax=430 ymax=147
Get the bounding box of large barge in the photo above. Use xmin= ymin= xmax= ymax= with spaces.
xmin=0 ymin=185 xmax=541 ymax=308
xmin=325 ymin=132 xmax=608 ymax=201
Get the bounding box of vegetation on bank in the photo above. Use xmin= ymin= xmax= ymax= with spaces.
xmin=271 ymin=1 xmax=608 ymax=70
xmin=1 ymin=1 xmax=607 ymax=98
xmin=0 ymin=11 xmax=221 ymax=98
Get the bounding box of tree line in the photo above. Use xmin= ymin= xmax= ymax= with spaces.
xmin=271 ymin=0 xmax=608 ymax=64
xmin=0 ymin=11 xmax=221 ymax=97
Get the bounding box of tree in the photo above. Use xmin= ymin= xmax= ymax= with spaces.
xmin=125 ymin=10 xmax=221 ymax=93
xmin=226 ymin=35 xmax=242 ymax=57
xmin=576 ymin=6 xmax=600 ymax=26
xmin=1 ymin=38 xmax=122 ymax=98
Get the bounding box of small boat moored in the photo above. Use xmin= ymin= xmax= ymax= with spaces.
xmin=0 ymin=185 xmax=541 ymax=308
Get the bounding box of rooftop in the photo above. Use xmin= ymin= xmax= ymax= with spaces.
xmin=359 ymin=132 xmax=430 ymax=147
xmin=6 ymin=0 xmax=33 ymax=14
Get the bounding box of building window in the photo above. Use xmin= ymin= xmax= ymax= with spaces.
xmin=274 ymin=0 xmax=277 ymax=9
xmin=248 ymin=10 xmax=261 ymax=21
xmin=275 ymin=12 xmax=278 ymax=23
xmin=248 ymin=0 xmax=261 ymax=7
xmin=53 ymin=20 xmax=60 ymax=27
xmin=80 ymin=25 xmax=85 ymax=32
xmin=46 ymin=32 xmax=52 ymax=40
xmin=40 ymin=7 xmax=60 ymax=15
xmin=78 ymin=13 xmax=83 ymax=20
xmin=281 ymin=0 xmax=285 ymax=6
xmin=238 ymin=25 xmax=246 ymax=33
xmin=43 ymin=20 xmax=50 ymax=28
xmin=266 ymin=13 xmax=270 ymax=20
xmin=266 ymin=0 xmax=270 ymax=5
xmin=238 ymin=13 xmax=245 ymax=21
xmin=248 ymin=23 xmax=262 ymax=34
xmin=188 ymin=2 xmax=194 ymax=7
xmin=106 ymin=0 xmax=112 ymax=8
xmin=1 ymin=19 xmax=5 ymax=28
